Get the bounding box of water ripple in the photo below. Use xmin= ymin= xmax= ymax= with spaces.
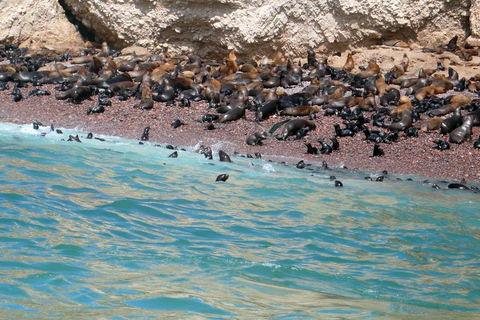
xmin=0 ymin=125 xmax=479 ymax=318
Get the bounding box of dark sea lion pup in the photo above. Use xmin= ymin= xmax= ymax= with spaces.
xmin=474 ymin=136 xmax=480 ymax=149
xmin=372 ymin=143 xmax=384 ymax=157
xmin=141 ymin=126 xmax=150 ymax=141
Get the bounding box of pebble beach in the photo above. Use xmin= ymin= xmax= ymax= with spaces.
xmin=1 ymin=44 xmax=480 ymax=183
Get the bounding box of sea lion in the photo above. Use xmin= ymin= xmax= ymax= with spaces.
xmin=134 ymin=86 xmax=154 ymax=110
xmin=405 ymin=78 xmax=431 ymax=95
xmin=449 ymin=115 xmax=474 ymax=143
xmin=429 ymin=95 xmax=471 ymax=116
xmin=330 ymin=136 xmax=339 ymax=150
xmin=87 ymin=106 xmax=105 ymax=115
xmin=379 ymin=88 xmax=400 ymax=106
xmin=201 ymin=146 xmax=213 ymax=160
xmin=414 ymin=86 xmax=445 ymax=101
xmin=279 ymin=105 xmax=320 ymax=116
xmin=141 ymin=126 xmax=150 ymax=141
xmin=390 ymin=96 xmax=413 ymax=118
xmin=304 ymin=142 xmax=318 ymax=154
xmin=171 ymin=119 xmax=184 ymax=128
xmin=279 ymin=119 xmax=316 ymax=140
xmin=358 ymin=94 xmax=377 ymax=111
xmin=448 ymin=183 xmax=469 ymax=190
xmin=218 ymin=105 xmax=245 ymax=123
xmin=55 ymin=84 xmax=93 ymax=103
xmin=474 ymin=136 xmax=480 ymax=149
xmin=27 ymin=88 xmax=51 ymax=98
xmin=440 ymin=106 xmax=463 ymax=135
xmin=11 ymin=84 xmax=22 ymax=102
xmin=67 ymin=135 xmax=81 ymax=143
xmin=318 ymin=139 xmax=333 ymax=154
xmin=433 ymin=139 xmax=450 ymax=150
xmin=342 ymin=53 xmax=354 ymax=72
xmin=256 ymin=99 xmax=279 ymax=121
xmin=357 ymin=60 xmax=380 ymax=79
xmin=246 ymin=131 xmax=266 ymax=146
xmin=152 ymin=78 xmax=175 ymax=102
xmin=389 ymin=108 xmax=412 ymax=131
xmin=201 ymin=114 xmax=219 ymax=122
xmin=372 ymin=143 xmax=384 ymax=157
xmin=219 ymin=150 xmax=232 ymax=162
xmin=376 ymin=74 xmax=391 ymax=97
xmin=216 ymin=174 xmax=229 ymax=182
xmin=420 ymin=117 xmax=444 ymax=132
xmin=334 ymin=123 xmax=355 ymax=137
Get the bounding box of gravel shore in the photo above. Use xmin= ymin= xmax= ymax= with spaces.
xmin=0 ymin=82 xmax=479 ymax=183
xmin=1 ymin=45 xmax=479 ymax=183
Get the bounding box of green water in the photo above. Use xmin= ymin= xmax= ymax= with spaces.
xmin=0 ymin=123 xmax=479 ymax=319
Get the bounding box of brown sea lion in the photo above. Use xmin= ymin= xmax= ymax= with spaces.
xmin=376 ymin=74 xmax=391 ymax=97
xmin=389 ymin=96 xmax=413 ymax=117
xmin=279 ymin=105 xmax=320 ymax=116
xmin=134 ymin=87 xmax=154 ymax=110
xmin=342 ymin=53 xmax=354 ymax=72
xmin=358 ymin=94 xmax=377 ymax=111
xmin=357 ymin=60 xmax=381 ymax=79
xmin=414 ymin=86 xmax=446 ymax=101
xmin=419 ymin=117 xmax=445 ymax=132
xmin=429 ymin=95 xmax=471 ymax=116
xmin=400 ymin=53 xmax=409 ymax=71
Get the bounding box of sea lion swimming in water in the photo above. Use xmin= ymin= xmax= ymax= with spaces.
xmin=218 ymin=150 xmax=232 ymax=162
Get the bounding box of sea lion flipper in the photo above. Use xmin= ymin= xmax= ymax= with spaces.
xmin=268 ymin=119 xmax=290 ymax=135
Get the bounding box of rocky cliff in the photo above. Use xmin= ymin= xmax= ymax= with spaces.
xmin=0 ymin=0 xmax=84 ymax=52
xmin=0 ymin=0 xmax=477 ymax=58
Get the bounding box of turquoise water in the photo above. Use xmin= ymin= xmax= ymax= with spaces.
xmin=0 ymin=123 xmax=479 ymax=319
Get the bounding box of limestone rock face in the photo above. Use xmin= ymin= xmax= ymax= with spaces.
xmin=0 ymin=0 xmax=84 ymax=52
xmin=60 ymin=0 xmax=471 ymax=58
xmin=0 ymin=0 xmax=473 ymax=58
xmin=471 ymin=0 xmax=480 ymax=37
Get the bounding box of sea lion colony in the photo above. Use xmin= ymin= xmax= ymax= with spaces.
xmin=1 ymin=37 xmax=480 ymax=160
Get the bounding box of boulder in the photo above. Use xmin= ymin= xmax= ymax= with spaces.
xmin=0 ymin=0 xmax=84 ymax=52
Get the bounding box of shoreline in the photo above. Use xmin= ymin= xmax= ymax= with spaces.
xmin=0 ymin=45 xmax=479 ymax=183
xmin=0 ymin=82 xmax=479 ymax=184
